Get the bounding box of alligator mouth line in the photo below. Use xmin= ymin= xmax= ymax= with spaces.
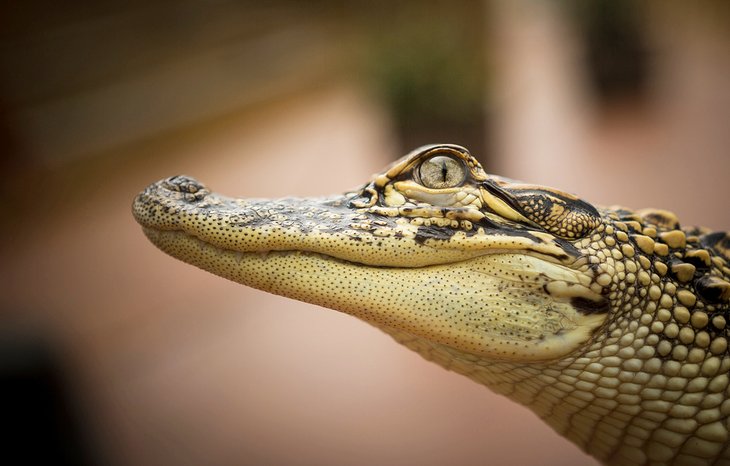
xmin=141 ymin=225 xmax=577 ymax=273
xmin=142 ymin=225 xmax=602 ymax=311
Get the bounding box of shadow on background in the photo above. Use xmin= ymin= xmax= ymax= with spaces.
xmin=0 ymin=328 xmax=96 ymax=465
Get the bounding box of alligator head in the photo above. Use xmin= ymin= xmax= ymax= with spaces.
xmin=133 ymin=144 xmax=730 ymax=465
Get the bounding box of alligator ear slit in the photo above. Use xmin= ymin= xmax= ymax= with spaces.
xmin=482 ymin=180 xmax=600 ymax=240
xmin=481 ymin=179 xmax=523 ymax=212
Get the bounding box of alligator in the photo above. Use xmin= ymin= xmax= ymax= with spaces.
xmin=133 ymin=144 xmax=730 ymax=465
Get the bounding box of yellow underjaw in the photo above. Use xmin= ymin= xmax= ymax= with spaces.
xmin=143 ymin=227 xmax=607 ymax=363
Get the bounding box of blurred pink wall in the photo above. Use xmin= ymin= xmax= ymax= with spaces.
xmin=2 ymin=2 xmax=727 ymax=465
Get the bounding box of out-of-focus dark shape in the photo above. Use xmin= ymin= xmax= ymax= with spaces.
xmin=567 ymin=0 xmax=650 ymax=105
xmin=0 ymin=328 xmax=97 ymax=466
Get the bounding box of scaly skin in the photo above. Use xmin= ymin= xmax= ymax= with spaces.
xmin=133 ymin=145 xmax=730 ymax=465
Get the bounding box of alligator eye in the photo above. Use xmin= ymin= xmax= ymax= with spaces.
xmin=418 ymin=155 xmax=466 ymax=189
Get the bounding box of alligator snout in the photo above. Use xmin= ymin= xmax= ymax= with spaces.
xmin=132 ymin=176 xmax=212 ymax=231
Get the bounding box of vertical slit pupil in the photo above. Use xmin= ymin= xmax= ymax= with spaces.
xmin=441 ymin=161 xmax=448 ymax=183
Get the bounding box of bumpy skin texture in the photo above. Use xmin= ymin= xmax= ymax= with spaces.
xmin=133 ymin=145 xmax=730 ymax=465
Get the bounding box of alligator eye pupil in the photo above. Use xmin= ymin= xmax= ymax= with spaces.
xmin=419 ymin=154 xmax=466 ymax=189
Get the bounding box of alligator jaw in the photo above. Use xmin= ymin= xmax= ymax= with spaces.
xmin=133 ymin=175 xmax=606 ymax=362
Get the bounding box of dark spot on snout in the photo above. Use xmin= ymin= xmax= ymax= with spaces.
xmin=414 ymin=225 xmax=457 ymax=244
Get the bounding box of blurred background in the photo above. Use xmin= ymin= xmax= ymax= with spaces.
xmin=0 ymin=1 xmax=728 ymax=465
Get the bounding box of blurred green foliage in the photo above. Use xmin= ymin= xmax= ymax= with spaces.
xmin=362 ymin=8 xmax=485 ymax=124
xmin=352 ymin=0 xmax=487 ymax=157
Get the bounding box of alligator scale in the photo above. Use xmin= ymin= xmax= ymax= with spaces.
xmin=133 ymin=145 xmax=730 ymax=465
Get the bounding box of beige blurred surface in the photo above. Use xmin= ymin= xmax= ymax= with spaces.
xmin=2 ymin=2 xmax=728 ymax=465
xmin=0 ymin=84 xmax=595 ymax=465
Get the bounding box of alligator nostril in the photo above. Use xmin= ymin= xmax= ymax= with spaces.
xmin=163 ymin=175 xmax=205 ymax=194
